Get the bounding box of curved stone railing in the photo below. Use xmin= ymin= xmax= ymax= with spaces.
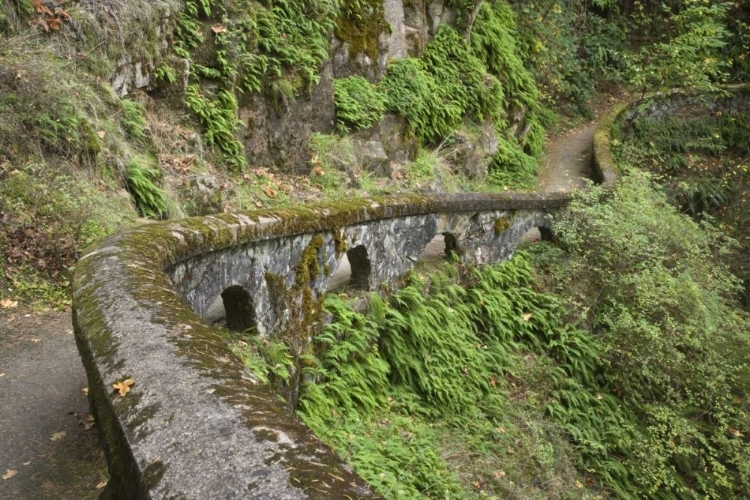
xmin=73 ymin=97 xmax=633 ymax=498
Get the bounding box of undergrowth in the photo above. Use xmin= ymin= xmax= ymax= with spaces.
xmin=333 ymin=76 xmax=387 ymax=133
xmin=296 ymin=258 xmax=602 ymax=499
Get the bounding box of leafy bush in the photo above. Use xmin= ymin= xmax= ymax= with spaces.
xmin=333 ymin=76 xmax=387 ymax=133
xmin=380 ymin=26 xmax=505 ymax=144
xmin=539 ymin=175 xmax=750 ymax=498
xmin=120 ymin=99 xmax=149 ymax=141
xmin=172 ymin=0 xmax=341 ymax=168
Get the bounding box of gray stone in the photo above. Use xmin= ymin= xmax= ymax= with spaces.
xmin=240 ymin=63 xmax=336 ymax=173
xmin=181 ymin=175 xmax=223 ymax=216
xmin=444 ymin=122 xmax=499 ymax=179
xmin=352 ymin=138 xmax=391 ymax=176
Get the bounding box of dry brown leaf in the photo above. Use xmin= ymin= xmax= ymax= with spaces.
xmin=95 ymin=480 xmax=108 ymax=489
xmin=82 ymin=387 xmax=89 ymax=396
xmin=2 ymin=469 xmax=16 ymax=480
xmin=50 ymin=431 xmax=66 ymax=441
xmin=97 ymin=130 xmax=106 ymax=139
xmin=113 ymin=378 xmax=135 ymax=397
xmin=47 ymin=18 xmax=61 ymax=31
xmin=0 ymin=299 xmax=18 ymax=309
xmin=494 ymin=470 xmax=506 ymax=479
xmin=522 ymin=313 xmax=532 ymax=322
xmin=262 ymin=186 xmax=277 ymax=198
xmin=211 ymin=25 xmax=228 ymax=34
xmin=30 ymin=338 xmax=41 ymax=343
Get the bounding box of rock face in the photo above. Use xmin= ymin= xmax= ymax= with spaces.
xmin=349 ymin=113 xmax=418 ymax=176
xmin=240 ymin=64 xmax=337 ymax=172
xmin=72 ymin=0 xmax=180 ymax=96
xmin=445 ymin=121 xmax=500 ymax=179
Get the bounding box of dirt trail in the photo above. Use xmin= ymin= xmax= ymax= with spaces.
xmin=538 ymin=122 xmax=598 ymax=193
xmin=0 ymin=312 xmax=107 ymax=499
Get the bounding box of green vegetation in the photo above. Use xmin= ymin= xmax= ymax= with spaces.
xmin=0 ymin=164 xmax=135 ymax=308
xmin=611 ymin=91 xmax=750 ymax=305
xmin=333 ymin=76 xmax=387 ymax=133
xmin=172 ymin=0 xmax=341 ymax=167
xmin=297 ymin=258 xmax=601 ymax=498
xmin=534 ymin=175 xmax=749 ymax=498
xmin=126 ymin=157 xmax=168 ymax=219
xmin=216 ymin=174 xmax=749 ymax=499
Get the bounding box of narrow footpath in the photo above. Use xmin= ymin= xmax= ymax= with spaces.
xmin=0 ymin=312 xmax=107 ymax=499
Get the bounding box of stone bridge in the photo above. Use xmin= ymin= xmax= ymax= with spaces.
xmin=73 ymin=86 xmax=750 ymax=498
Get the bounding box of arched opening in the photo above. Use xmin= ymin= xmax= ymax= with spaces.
xmin=417 ymin=234 xmax=446 ymax=263
xmin=220 ymin=285 xmax=257 ymax=333
xmin=519 ymin=226 xmax=555 ymax=246
xmin=347 ymin=245 xmax=371 ymax=290
xmin=327 ymin=252 xmax=351 ymax=291
xmin=417 ymin=232 xmax=461 ymax=264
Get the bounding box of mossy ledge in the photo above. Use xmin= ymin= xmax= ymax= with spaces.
xmin=68 ymin=88 xmax=675 ymax=497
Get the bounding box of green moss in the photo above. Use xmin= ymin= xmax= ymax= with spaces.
xmin=333 ymin=230 xmax=347 ymax=257
xmin=294 ymin=234 xmax=325 ymax=287
xmin=334 ymin=0 xmax=388 ymax=63
xmin=494 ymin=215 xmax=513 ymax=235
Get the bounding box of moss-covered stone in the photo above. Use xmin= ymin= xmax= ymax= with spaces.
xmin=335 ymin=0 xmax=389 ymax=63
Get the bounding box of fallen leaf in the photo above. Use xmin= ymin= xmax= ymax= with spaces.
xmin=262 ymin=186 xmax=277 ymax=198
xmin=729 ymin=427 xmax=743 ymax=438
xmin=2 ymin=469 xmax=16 ymax=480
xmin=95 ymin=480 xmax=107 ymax=489
xmin=522 ymin=313 xmax=532 ymax=322
xmin=84 ymin=414 xmax=96 ymax=430
xmin=65 ymin=329 xmax=73 ymax=335
xmin=30 ymin=338 xmax=41 ymax=343
xmin=50 ymin=431 xmax=66 ymax=441
xmin=494 ymin=470 xmax=506 ymax=479
xmin=97 ymin=130 xmax=106 ymax=139
xmin=211 ymin=25 xmax=228 ymax=34
xmin=0 ymin=299 xmax=18 ymax=309
xmin=576 ymin=480 xmax=584 ymax=488
xmin=82 ymin=387 xmax=89 ymax=396
xmin=113 ymin=378 xmax=135 ymax=397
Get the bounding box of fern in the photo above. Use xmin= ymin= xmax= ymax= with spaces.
xmin=125 ymin=157 xmax=167 ymax=219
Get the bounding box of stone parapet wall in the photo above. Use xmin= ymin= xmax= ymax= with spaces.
xmin=73 ymin=94 xmax=626 ymax=498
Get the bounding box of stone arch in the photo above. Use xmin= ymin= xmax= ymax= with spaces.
xmin=346 ymin=245 xmax=371 ymax=290
xmin=220 ymin=285 xmax=257 ymax=333
xmin=442 ymin=232 xmax=462 ymax=259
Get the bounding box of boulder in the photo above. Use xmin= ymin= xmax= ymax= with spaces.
xmin=181 ymin=175 xmax=223 ymax=216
